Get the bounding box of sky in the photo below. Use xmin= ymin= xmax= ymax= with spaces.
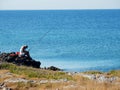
xmin=0 ymin=0 xmax=120 ymax=10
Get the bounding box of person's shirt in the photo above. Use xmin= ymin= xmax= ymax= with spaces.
xmin=19 ymin=46 xmax=25 ymax=56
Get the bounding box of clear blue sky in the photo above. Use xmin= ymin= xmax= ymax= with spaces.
xmin=0 ymin=0 xmax=120 ymax=10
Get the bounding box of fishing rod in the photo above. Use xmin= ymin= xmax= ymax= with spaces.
xmin=26 ymin=29 xmax=51 ymax=51
xmin=29 ymin=29 xmax=52 ymax=49
xmin=39 ymin=29 xmax=52 ymax=42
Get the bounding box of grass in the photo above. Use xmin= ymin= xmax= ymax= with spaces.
xmin=83 ymin=70 xmax=103 ymax=74
xmin=83 ymin=70 xmax=120 ymax=78
xmin=0 ymin=63 xmax=72 ymax=80
xmin=0 ymin=63 xmax=120 ymax=90
xmin=72 ymin=74 xmax=120 ymax=90
xmin=108 ymin=70 xmax=120 ymax=77
xmin=6 ymin=82 xmax=39 ymax=90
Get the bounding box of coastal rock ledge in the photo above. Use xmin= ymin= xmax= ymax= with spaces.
xmin=0 ymin=52 xmax=41 ymax=68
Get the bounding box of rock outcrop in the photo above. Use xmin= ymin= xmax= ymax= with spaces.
xmin=47 ymin=66 xmax=61 ymax=71
xmin=0 ymin=52 xmax=41 ymax=68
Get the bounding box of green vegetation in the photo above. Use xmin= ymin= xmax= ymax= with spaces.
xmin=83 ymin=70 xmax=120 ymax=77
xmin=83 ymin=71 xmax=103 ymax=74
xmin=108 ymin=70 xmax=120 ymax=77
xmin=0 ymin=63 xmax=120 ymax=90
xmin=0 ymin=63 xmax=72 ymax=80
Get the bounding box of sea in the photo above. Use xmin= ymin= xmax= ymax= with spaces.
xmin=0 ymin=10 xmax=120 ymax=72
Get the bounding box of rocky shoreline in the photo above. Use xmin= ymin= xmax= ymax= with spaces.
xmin=0 ymin=52 xmax=61 ymax=71
xmin=0 ymin=70 xmax=68 ymax=90
xmin=0 ymin=52 xmax=120 ymax=90
xmin=0 ymin=52 xmax=41 ymax=68
xmin=0 ymin=70 xmax=120 ymax=90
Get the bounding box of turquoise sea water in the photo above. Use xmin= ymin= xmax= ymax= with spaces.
xmin=0 ymin=10 xmax=120 ymax=72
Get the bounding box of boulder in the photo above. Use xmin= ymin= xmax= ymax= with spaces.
xmin=0 ymin=52 xmax=41 ymax=68
xmin=47 ymin=66 xmax=61 ymax=71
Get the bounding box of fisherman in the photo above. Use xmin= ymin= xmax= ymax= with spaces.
xmin=19 ymin=45 xmax=31 ymax=59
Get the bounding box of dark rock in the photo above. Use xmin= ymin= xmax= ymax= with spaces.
xmin=47 ymin=66 xmax=61 ymax=71
xmin=0 ymin=52 xmax=41 ymax=68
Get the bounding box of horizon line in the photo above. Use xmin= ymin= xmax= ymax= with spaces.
xmin=0 ymin=8 xmax=120 ymax=11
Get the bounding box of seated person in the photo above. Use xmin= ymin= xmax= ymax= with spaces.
xmin=19 ymin=45 xmax=31 ymax=59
